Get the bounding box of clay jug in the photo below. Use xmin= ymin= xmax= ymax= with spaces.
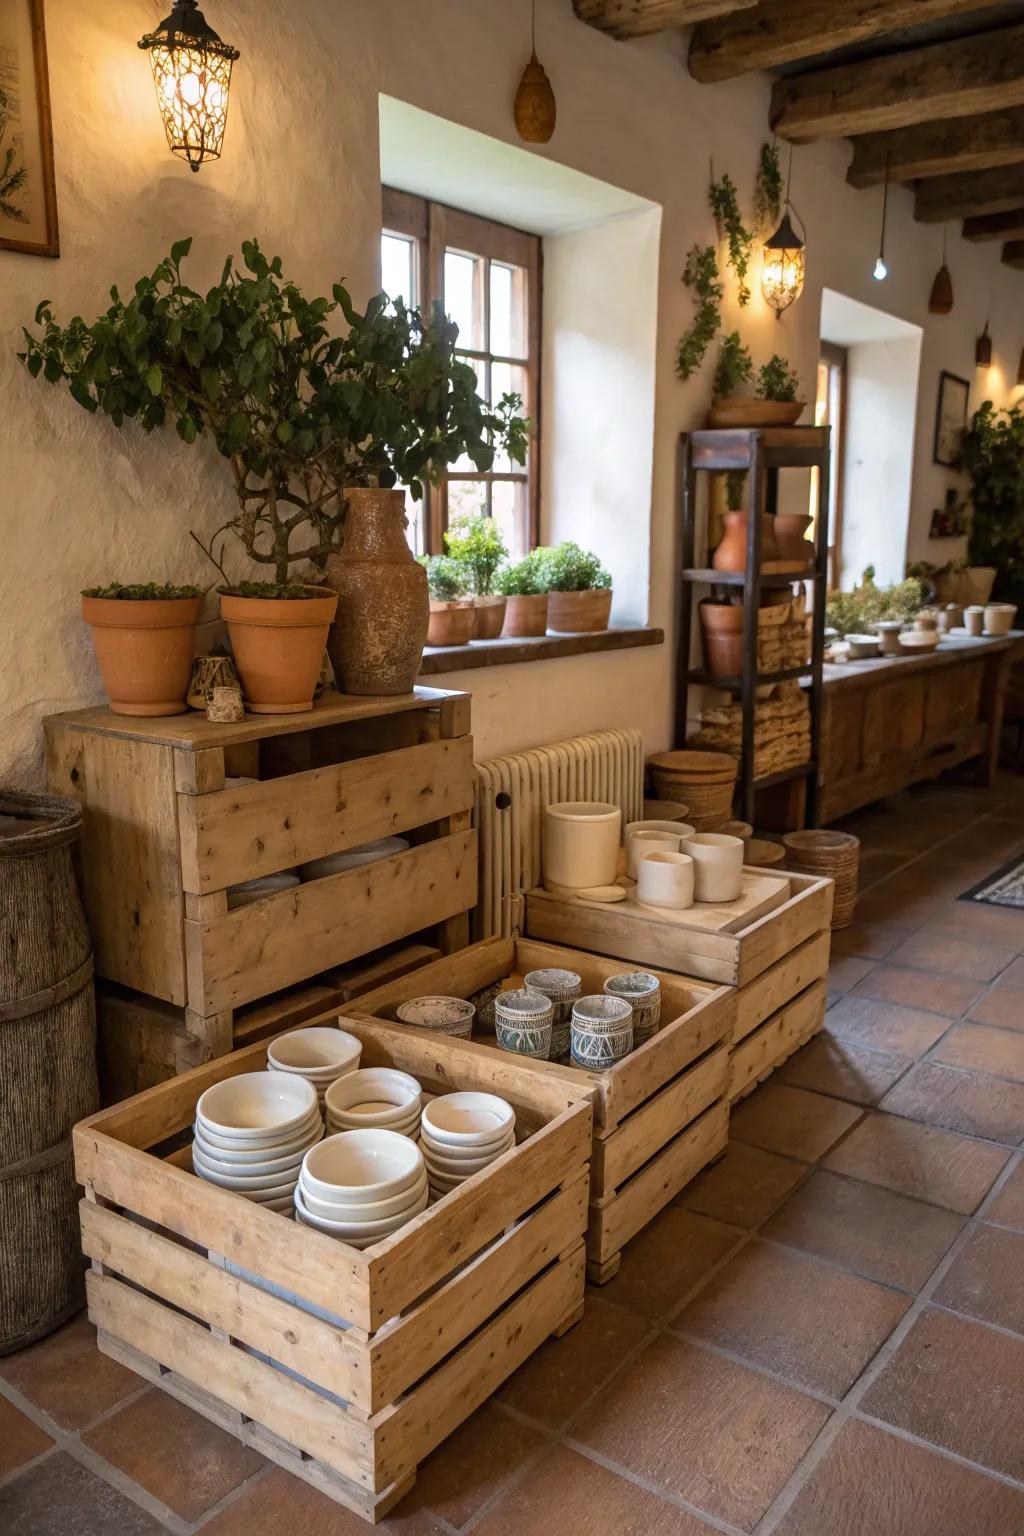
xmin=325 ymin=488 xmax=429 ymax=695
xmin=774 ymin=512 xmax=815 ymax=568
xmin=712 ymin=512 xmax=780 ymax=573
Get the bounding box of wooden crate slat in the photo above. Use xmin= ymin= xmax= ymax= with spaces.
xmin=729 ymin=977 xmax=828 ymax=1101
xmin=178 ymin=737 xmax=474 ymax=893
xmin=186 ymin=833 xmax=477 ymax=1014
xmin=734 ymin=929 xmax=831 ymax=1043
xmin=592 ymin=1044 xmax=729 ymax=1192
xmin=733 ymin=880 xmax=834 ymax=987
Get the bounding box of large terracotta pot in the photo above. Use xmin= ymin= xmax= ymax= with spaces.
xmin=324 ymin=488 xmax=430 ymax=695
xmin=712 ymin=512 xmax=780 ymax=572
xmin=427 ymin=600 xmax=474 ymax=647
xmin=707 ymin=398 xmax=804 ymax=429
xmin=220 ymin=586 xmax=337 ymax=715
xmin=502 ymin=593 xmax=549 ymax=637
xmin=547 ymin=588 xmax=613 ymax=633
xmin=774 ymin=512 xmax=815 ymax=568
xmin=471 ymin=595 xmax=507 ymax=640
xmin=82 ymin=594 xmax=202 ymax=717
xmin=699 ymin=600 xmax=744 ymax=680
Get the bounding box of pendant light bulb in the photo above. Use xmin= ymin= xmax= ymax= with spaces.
xmin=873 ymin=257 xmax=888 ymax=282
xmin=873 ymin=157 xmax=890 ymax=282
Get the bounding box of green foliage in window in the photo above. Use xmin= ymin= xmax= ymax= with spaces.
xmin=676 ymin=244 xmax=723 ymax=381
xmin=495 ymin=552 xmax=547 ymax=596
xmin=710 ymin=172 xmax=754 ymax=307
xmin=756 ymin=355 xmax=800 ymax=403
xmin=443 ymin=513 xmax=509 ymax=596
xmin=534 ymin=541 xmax=612 ymax=593
xmin=418 ymin=555 xmax=467 ymax=602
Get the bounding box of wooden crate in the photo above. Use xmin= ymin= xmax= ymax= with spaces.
xmin=74 ymin=1016 xmax=591 ymax=1524
xmin=46 ymin=689 xmax=476 ymax=1068
xmin=350 ymin=936 xmax=734 ymax=1284
xmin=730 ymin=974 xmax=828 ymax=1102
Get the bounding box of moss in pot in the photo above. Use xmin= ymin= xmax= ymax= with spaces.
xmin=496 ymin=553 xmax=549 ymax=637
xmin=218 ymin=581 xmax=338 ymax=715
xmin=443 ymin=513 xmax=509 ymax=640
xmin=536 ymin=542 xmax=613 ymax=633
xmin=80 ymin=582 xmax=203 ymax=717
xmin=420 ymin=557 xmax=474 ymax=647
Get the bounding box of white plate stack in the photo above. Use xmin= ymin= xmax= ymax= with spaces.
xmin=266 ymin=1026 xmax=362 ymax=1109
xmin=419 ymin=1092 xmax=516 ymax=1200
xmin=325 ymin=1067 xmax=422 ymax=1138
xmin=295 ymin=1129 xmax=428 ymax=1247
xmin=192 ymin=1072 xmax=324 ymax=1213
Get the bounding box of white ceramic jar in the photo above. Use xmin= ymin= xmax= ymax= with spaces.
xmin=493 ymin=988 xmax=554 ymax=1060
xmin=543 ymin=801 xmax=621 ymax=891
xmin=626 ymin=829 xmax=681 ymax=881
xmin=984 ymin=602 xmax=1017 ymax=637
xmin=636 ymin=850 xmax=695 ymax=909
xmin=679 ymin=832 xmax=744 ymax=903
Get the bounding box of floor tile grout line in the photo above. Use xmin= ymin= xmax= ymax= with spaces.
xmin=56 ymin=1435 xmax=195 ymax=1536
xmin=178 ymin=1460 xmax=285 ymax=1536
xmin=0 ymin=1442 xmax=59 ymax=1494
xmin=662 ymin=1327 xmax=841 ymax=1410
xmin=559 ymin=1438 xmax=749 ymax=1536
xmin=849 ymin=1411 xmax=1024 ymax=1494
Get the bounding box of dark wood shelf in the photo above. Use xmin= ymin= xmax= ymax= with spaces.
xmin=753 ymin=762 xmax=817 ymax=790
xmin=685 ymin=665 xmax=812 ymax=689
xmin=682 ymin=568 xmax=810 ymax=588
xmin=419 ymin=625 xmax=663 ymax=675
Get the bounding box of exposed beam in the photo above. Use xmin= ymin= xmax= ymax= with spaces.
xmin=1003 ymin=241 xmax=1024 ymax=270
xmin=848 ymin=109 xmax=1024 ymax=189
xmin=963 ymin=207 xmax=1024 ymax=241
xmin=571 ymin=0 xmax=755 ymax=39
xmin=691 ymin=0 xmax=1002 ymax=85
xmin=770 ymin=24 xmax=1024 ymax=142
xmin=916 ymin=164 xmax=1024 ymax=222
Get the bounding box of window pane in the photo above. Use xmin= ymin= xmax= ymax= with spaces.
xmin=448 ymin=479 xmax=489 ymax=523
xmin=491 ymin=362 xmax=528 ymax=471
xmin=451 ymin=354 xmax=489 ymax=471
xmin=491 ymin=480 xmax=529 ymax=560
xmin=400 ymin=487 xmax=425 ymax=557
xmin=381 ymin=233 xmax=416 ymax=308
xmin=445 ymin=251 xmax=484 ymax=350
xmin=490 ymin=262 xmax=527 ymax=359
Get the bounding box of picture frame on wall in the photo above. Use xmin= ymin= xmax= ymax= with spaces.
xmin=0 ymin=0 xmax=58 ymax=257
xmin=933 ymin=369 xmax=970 ymax=468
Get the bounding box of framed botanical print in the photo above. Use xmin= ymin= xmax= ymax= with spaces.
xmin=0 ymin=0 xmax=58 ymax=257
xmin=934 ymin=369 xmax=970 ymax=468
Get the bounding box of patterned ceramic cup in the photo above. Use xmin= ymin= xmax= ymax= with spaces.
xmin=523 ymin=968 xmax=581 ymax=1059
xmin=494 ymin=988 xmax=554 ymax=1060
xmin=396 ymin=996 xmax=475 ymax=1039
xmin=603 ymin=972 xmax=662 ymax=1048
xmin=570 ymin=995 xmax=633 ymax=1073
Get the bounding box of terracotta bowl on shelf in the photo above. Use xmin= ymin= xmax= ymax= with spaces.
xmin=706 ymin=398 xmax=805 ymax=430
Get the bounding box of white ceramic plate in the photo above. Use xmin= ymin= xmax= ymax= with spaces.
xmin=299 ymin=838 xmax=410 ymax=881
xmin=197 ymin=1072 xmax=317 ymax=1142
xmin=420 ymin=1092 xmax=515 ymax=1148
xmin=301 ymin=1128 xmax=424 ymax=1205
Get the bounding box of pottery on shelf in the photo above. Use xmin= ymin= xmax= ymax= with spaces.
xmin=324 ymin=487 xmax=430 ymax=695
xmin=570 ymin=994 xmax=634 ymax=1073
xmin=221 ymin=586 xmax=338 ymax=715
xmin=82 ymin=592 xmax=202 ymax=717
xmin=543 ymin=801 xmax=621 ymax=892
xmin=471 ymin=595 xmax=507 ymax=640
xmin=844 ymin=633 xmax=881 ymax=660
xmin=678 ymin=832 xmax=744 ymax=903
xmin=712 ymin=512 xmax=781 ymax=573
xmin=427 ymin=599 xmax=475 ymax=647
xmin=914 ymin=610 xmax=939 ymax=633
xmin=626 ymin=829 xmax=681 ymax=881
xmin=636 ymin=850 xmax=695 ymax=910
xmin=984 ymin=602 xmax=1017 ymax=637
xmin=493 ymin=988 xmax=554 ymax=1060
xmin=964 ymin=606 xmax=985 ymax=637
xmin=872 ymin=620 xmax=904 ymax=657
xmin=546 ymin=588 xmax=613 ymax=634
xmin=395 ymin=995 xmax=475 ymax=1039
xmin=773 ymin=512 xmax=815 ymax=568
xmin=502 ymin=593 xmax=549 ymax=637
xmin=707 ymin=398 xmax=804 ymax=430
xmin=699 ymin=600 xmax=744 ymax=679
xmin=625 ymin=818 xmax=695 ymax=864
xmin=187 ymin=653 xmax=240 ymax=710
xmin=523 ymin=968 xmax=581 ymax=1058
xmin=207 ymin=684 xmax=245 ymax=722
xmin=898 ymin=630 xmax=940 ymax=654
xmin=603 ymin=972 xmax=661 ymax=1048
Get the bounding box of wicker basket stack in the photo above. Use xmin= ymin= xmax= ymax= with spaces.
xmin=758 ymin=598 xmax=809 ymax=674
xmin=781 ymin=829 xmax=859 ymax=928
xmin=689 ymin=683 xmax=811 ymax=779
xmin=648 ymin=750 xmax=737 ymax=831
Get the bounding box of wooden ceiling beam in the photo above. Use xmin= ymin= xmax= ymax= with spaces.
xmin=1003 ymin=241 xmax=1024 ymax=270
xmin=963 ymin=208 xmax=1024 ymax=241
xmin=916 ymin=164 xmax=1024 ymax=222
xmin=770 ymin=24 xmax=1024 ymax=142
xmin=691 ymin=0 xmax=1002 ymax=85
xmin=848 ymin=109 xmax=1024 ymax=189
xmin=571 ymin=0 xmax=755 ymax=40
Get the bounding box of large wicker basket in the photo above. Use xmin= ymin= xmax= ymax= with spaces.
xmin=782 ymin=830 xmax=859 ymax=929
xmin=647 ymin=751 xmax=737 ymax=832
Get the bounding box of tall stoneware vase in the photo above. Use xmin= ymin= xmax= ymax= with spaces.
xmin=325 ymin=488 xmax=430 ymax=696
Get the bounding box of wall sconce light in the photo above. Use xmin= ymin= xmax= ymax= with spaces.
xmin=976 ymin=323 xmax=993 ymax=369
xmin=139 ymin=0 xmax=240 ymax=173
xmin=761 ymin=147 xmax=805 ymax=319
xmin=873 ymin=157 xmax=890 ymax=281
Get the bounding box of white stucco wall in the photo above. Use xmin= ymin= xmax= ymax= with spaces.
xmin=1 ymin=0 xmax=1021 ymax=781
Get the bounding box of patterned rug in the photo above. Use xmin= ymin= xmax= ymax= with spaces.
xmin=960 ymin=856 xmax=1024 ymax=909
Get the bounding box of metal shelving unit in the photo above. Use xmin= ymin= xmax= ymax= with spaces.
xmin=675 ymin=425 xmax=831 ymax=828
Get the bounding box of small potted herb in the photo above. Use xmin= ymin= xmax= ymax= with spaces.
xmin=536 ymin=542 xmax=613 ymax=633
xmin=217 ymin=581 xmax=338 ymax=715
xmin=708 ymin=340 xmax=805 ymax=429
xmin=496 ymin=553 xmax=549 ymax=636
xmin=443 ymin=513 xmax=509 ymax=640
xmin=80 ymin=583 xmax=203 ymax=717
xmin=419 ymin=557 xmax=474 ymax=647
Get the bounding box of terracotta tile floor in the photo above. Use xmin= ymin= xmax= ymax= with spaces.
xmin=4 ymin=771 xmax=1024 ymax=1535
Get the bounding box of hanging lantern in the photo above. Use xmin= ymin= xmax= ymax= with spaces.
xmin=976 ymin=323 xmax=993 ymax=369
xmin=761 ymin=209 xmax=806 ymax=319
xmin=515 ymin=0 xmax=556 ymax=144
xmin=928 ymin=226 xmax=953 ymax=314
xmin=138 ymin=0 xmax=240 ymax=173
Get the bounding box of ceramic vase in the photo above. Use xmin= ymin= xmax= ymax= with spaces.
xmin=523 ymin=968 xmax=581 ymax=1058
xmin=636 ymin=851 xmax=695 ymax=909
xmin=712 ymin=512 xmax=780 ymax=573
xmin=324 ymin=488 xmax=429 ymax=695
xmin=494 ymin=988 xmax=554 ymax=1059
xmin=395 ymin=996 xmax=475 ymax=1039
xmin=571 ymin=995 xmax=633 ymax=1073
xmin=678 ymin=832 xmax=744 ymax=903
xmin=543 ymin=801 xmax=621 ymax=891
xmin=603 ymin=973 xmax=662 ymax=1048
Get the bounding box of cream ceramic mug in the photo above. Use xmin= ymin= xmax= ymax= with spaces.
xmin=679 ymin=832 xmax=744 ymax=903
xmin=627 ymin=829 xmax=680 ymax=881
xmin=636 ymin=850 xmax=695 ymax=909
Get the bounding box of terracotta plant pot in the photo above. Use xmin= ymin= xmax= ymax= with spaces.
xmin=706 ymin=398 xmax=805 ymax=429
xmin=426 ymin=600 xmax=474 ymax=647
xmin=324 ymin=488 xmax=429 ymax=695
xmin=471 ymin=595 xmax=507 ymax=640
xmin=502 ymin=593 xmax=548 ymax=637
xmin=699 ymin=600 xmax=744 ymax=680
xmin=774 ymin=512 xmax=815 ymax=568
xmin=82 ymin=594 xmax=202 ymax=717
xmin=546 ymin=588 xmax=613 ymax=633
xmin=712 ymin=511 xmax=780 ymax=572
xmin=220 ymin=586 xmax=338 ymax=715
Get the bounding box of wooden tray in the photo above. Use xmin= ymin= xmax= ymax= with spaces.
xmin=601 ymin=870 xmax=791 ymax=933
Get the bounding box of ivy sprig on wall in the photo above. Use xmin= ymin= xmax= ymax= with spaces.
xmin=754 ymin=142 xmax=784 ymax=233
xmin=710 ymin=172 xmax=753 ymax=307
xmin=676 ymin=244 xmax=723 ymax=381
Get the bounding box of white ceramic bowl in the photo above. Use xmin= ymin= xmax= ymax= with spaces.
xmin=636 ymin=849 xmax=695 ymax=909
xmin=299 ymin=838 xmax=410 ymax=881
xmin=193 ymin=1111 xmax=322 ymax=1159
xmin=421 ymin=1139 xmax=513 ymax=1177
xmin=325 ymin=1067 xmax=421 ymax=1121
xmin=301 ymin=1128 xmax=424 ymax=1205
xmin=396 ymin=996 xmax=475 ymax=1038
xmin=420 ymin=1124 xmax=514 ymax=1159
xmin=294 ymin=1183 xmax=428 ymax=1244
xmin=296 ymin=1177 xmax=428 ymax=1233
xmin=266 ymin=1027 xmax=362 ymax=1080
xmin=420 ymin=1092 xmax=515 ymax=1148
xmin=226 ymin=872 xmax=300 ymax=910
xmin=193 ymin=1158 xmax=299 ymax=1200
xmin=626 ymin=829 xmax=681 ymax=881
xmin=299 ymin=1167 xmax=428 ymax=1221
xmin=191 ymin=1136 xmax=311 ymax=1180
xmin=196 ymin=1072 xmax=317 ymax=1143
xmin=327 ymin=1105 xmax=420 ymax=1134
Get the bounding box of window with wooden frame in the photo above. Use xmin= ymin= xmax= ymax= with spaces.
xmin=812 ymin=340 xmax=847 ymax=588
xmin=381 ymin=187 xmax=540 ymax=558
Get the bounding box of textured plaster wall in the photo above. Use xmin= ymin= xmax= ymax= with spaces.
xmin=2 ymin=0 xmax=1022 ymax=782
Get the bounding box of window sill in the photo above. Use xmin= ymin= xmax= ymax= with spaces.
xmin=418 ymin=625 xmax=664 ymax=675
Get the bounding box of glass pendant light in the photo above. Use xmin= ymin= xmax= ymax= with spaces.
xmin=138 ymin=0 xmax=240 ymax=173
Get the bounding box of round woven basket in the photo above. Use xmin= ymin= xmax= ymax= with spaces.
xmin=746 ymin=837 xmax=786 ymax=868
xmin=781 ymin=830 xmax=859 ymax=928
xmin=648 ymin=751 xmax=737 ymax=827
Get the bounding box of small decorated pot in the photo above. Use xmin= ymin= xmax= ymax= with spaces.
xmin=570 ymin=994 xmax=633 ymax=1074
xmin=603 ymin=972 xmax=662 ymax=1047
xmin=523 ymin=968 xmax=581 ymax=1058
xmin=494 ymin=988 xmax=554 ymax=1059
xmin=396 ymin=995 xmax=475 ymax=1039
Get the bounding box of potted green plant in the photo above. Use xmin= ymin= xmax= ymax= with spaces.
xmin=79 ymin=583 xmax=203 ymax=717
xmin=962 ymin=401 xmax=1024 ymax=609
xmin=420 ymin=556 xmax=473 ymax=647
xmin=215 ymin=580 xmax=338 ymax=714
xmin=443 ymin=513 xmax=509 ymax=640
xmin=496 ymin=552 xmax=549 ymax=636
xmin=535 ymin=542 xmax=613 ymax=633
xmin=707 ymin=342 xmax=804 ymax=430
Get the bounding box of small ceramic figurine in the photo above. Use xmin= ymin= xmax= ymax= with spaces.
xmin=207 ymin=685 xmax=244 ymax=722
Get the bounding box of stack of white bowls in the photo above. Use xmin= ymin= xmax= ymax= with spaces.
xmin=192 ymin=1072 xmax=324 ymax=1213
xmin=266 ymin=1026 xmax=362 ymax=1109
xmin=325 ymin=1067 xmax=422 ymax=1138
xmin=419 ymin=1092 xmax=516 ymax=1200
xmin=295 ymin=1128 xmax=427 ymax=1246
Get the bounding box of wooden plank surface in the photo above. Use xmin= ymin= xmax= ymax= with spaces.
xmin=570 ymin=871 xmax=792 ymax=936
xmin=848 ymin=108 xmax=1024 ymax=188
xmin=419 ymin=626 xmax=664 ymax=675
xmin=593 ymin=1045 xmax=728 ymax=1191
xmin=729 ymin=978 xmax=827 ymax=1101
xmin=572 ymin=0 xmax=755 ymax=39
xmin=734 ymin=929 xmax=831 ymax=1042
xmin=916 ymin=163 xmax=1024 ymax=222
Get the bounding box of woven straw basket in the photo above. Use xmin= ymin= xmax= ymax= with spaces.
xmin=781 ymin=830 xmax=859 ymax=929
xmin=648 ymin=751 xmax=737 ymax=830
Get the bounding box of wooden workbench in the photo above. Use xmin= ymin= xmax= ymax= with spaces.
xmin=816 ymin=631 xmax=1024 ymax=823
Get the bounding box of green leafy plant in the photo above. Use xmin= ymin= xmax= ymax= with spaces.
xmin=443 ymin=512 xmax=508 ymax=596
xmin=418 ymin=555 xmax=467 ymax=602
xmin=21 ymin=238 xmax=529 ymax=583
xmin=0 ymin=86 xmax=27 ymax=222
xmin=81 ymin=582 xmax=202 ymax=601
xmin=218 ymin=581 xmax=317 ymax=600
xmin=756 ymin=355 xmax=800 ymax=403
xmin=754 ymin=142 xmax=783 ymax=233
xmin=725 ymin=470 xmax=747 ymax=512
xmin=962 ymin=401 xmax=1024 ymax=610
xmin=712 ymin=331 xmax=753 ymax=402
xmin=496 ymin=553 xmax=547 ymax=597
xmin=676 ymin=244 xmax=723 ymax=381
xmin=710 ymin=172 xmax=753 ymax=307
xmin=825 ymin=570 xmax=925 ymax=634
xmin=535 ymin=541 xmax=611 ymax=593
